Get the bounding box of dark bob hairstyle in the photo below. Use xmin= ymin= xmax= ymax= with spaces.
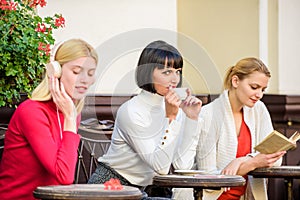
xmin=135 ymin=40 xmax=183 ymax=93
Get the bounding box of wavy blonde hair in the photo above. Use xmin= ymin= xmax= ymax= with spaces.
xmin=31 ymin=39 xmax=98 ymax=113
xmin=223 ymin=57 xmax=271 ymax=90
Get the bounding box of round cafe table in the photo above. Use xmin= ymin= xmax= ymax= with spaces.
xmin=33 ymin=184 xmax=143 ymax=200
xmin=249 ymin=166 xmax=300 ymax=200
xmin=153 ymin=174 xmax=245 ymax=200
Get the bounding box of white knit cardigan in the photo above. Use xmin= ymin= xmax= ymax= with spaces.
xmin=172 ymin=90 xmax=282 ymax=200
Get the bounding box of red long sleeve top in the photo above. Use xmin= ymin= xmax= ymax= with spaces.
xmin=0 ymin=99 xmax=81 ymax=200
xmin=218 ymin=118 xmax=251 ymax=200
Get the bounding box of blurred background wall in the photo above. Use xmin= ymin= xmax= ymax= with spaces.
xmin=39 ymin=0 xmax=300 ymax=95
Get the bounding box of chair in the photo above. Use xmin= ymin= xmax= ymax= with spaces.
xmin=0 ymin=124 xmax=8 ymax=161
xmin=75 ymin=126 xmax=112 ymax=184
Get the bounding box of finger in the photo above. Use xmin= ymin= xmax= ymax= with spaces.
xmin=51 ymin=76 xmax=56 ymax=92
xmin=49 ymin=76 xmax=57 ymax=101
xmin=189 ymin=97 xmax=202 ymax=105
xmin=194 ymin=98 xmax=202 ymax=105
xmin=51 ymin=77 xmax=59 ymax=98
xmin=165 ymin=93 xmax=175 ymax=103
xmin=183 ymin=96 xmax=202 ymax=106
xmin=60 ymin=81 xmax=70 ymax=100
xmin=182 ymin=96 xmax=192 ymax=105
xmin=54 ymin=78 xmax=62 ymax=99
xmin=277 ymin=151 xmax=287 ymax=156
xmin=174 ymin=98 xmax=182 ymax=107
xmin=269 ymin=151 xmax=286 ymax=159
xmin=166 ymin=88 xmax=176 ymax=99
xmin=53 ymin=77 xmax=60 ymax=93
xmin=184 ymin=95 xmax=199 ymax=104
xmin=186 ymin=88 xmax=191 ymax=96
xmin=168 ymin=91 xmax=181 ymax=104
xmin=48 ymin=76 xmax=54 ymax=91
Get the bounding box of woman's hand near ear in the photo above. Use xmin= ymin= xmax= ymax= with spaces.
xmin=49 ymin=76 xmax=77 ymax=133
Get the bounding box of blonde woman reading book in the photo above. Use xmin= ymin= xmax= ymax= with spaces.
xmin=173 ymin=57 xmax=286 ymax=200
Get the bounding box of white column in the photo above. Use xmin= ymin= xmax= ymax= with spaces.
xmin=259 ymin=0 xmax=269 ymax=66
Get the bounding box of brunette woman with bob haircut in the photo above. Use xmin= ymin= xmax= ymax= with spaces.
xmin=89 ymin=40 xmax=202 ymax=200
xmin=135 ymin=40 xmax=183 ymax=93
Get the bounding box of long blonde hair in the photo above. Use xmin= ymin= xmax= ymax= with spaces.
xmin=223 ymin=57 xmax=271 ymax=90
xmin=31 ymin=39 xmax=98 ymax=113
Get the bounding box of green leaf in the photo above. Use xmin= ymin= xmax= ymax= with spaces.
xmin=0 ymin=0 xmax=65 ymax=107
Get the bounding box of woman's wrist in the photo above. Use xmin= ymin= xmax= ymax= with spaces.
xmin=242 ymin=156 xmax=256 ymax=172
xmin=167 ymin=115 xmax=176 ymax=123
xmin=64 ymin=116 xmax=76 ymax=121
xmin=186 ymin=114 xmax=198 ymax=121
xmin=63 ymin=117 xmax=77 ymax=133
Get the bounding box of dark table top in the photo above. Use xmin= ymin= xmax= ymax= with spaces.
xmin=153 ymin=174 xmax=245 ymax=189
xmin=33 ymin=184 xmax=143 ymax=200
xmin=249 ymin=166 xmax=300 ymax=178
xmin=78 ymin=126 xmax=112 ymax=140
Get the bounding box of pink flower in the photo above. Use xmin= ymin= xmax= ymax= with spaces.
xmin=38 ymin=42 xmax=51 ymax=55
xmin=39 ymin=0 xmax=47 ymax=7
xmin=55 ymin=16 xmax=65 ymax=28
xmin=30 ymin=0 xmax=47 ymax=8
xmin=0 ymin=0 xmax=17 ymax=10
xmin=36 ymin=23 xmax=46 ymax=33
xmin=103 ymin=178 xmax=123 ymax=190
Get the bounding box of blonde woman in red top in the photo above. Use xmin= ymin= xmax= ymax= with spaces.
xmin=0 ymin=39 xmax=98 ymax=200
xmin=198 ymin=57 xmax=285 ymax=200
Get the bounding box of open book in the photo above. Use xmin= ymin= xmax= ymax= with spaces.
xmin=254 ymin=130 xmax=300 ymax=154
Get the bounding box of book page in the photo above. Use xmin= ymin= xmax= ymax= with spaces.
xmin=289 ymin=131 xmax=300 ymax=143
xmin=254 ymin=130 xmax=296 ymax=154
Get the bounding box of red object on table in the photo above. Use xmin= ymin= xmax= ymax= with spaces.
xmin=104 ymin=178 xmax=124 ymax=190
